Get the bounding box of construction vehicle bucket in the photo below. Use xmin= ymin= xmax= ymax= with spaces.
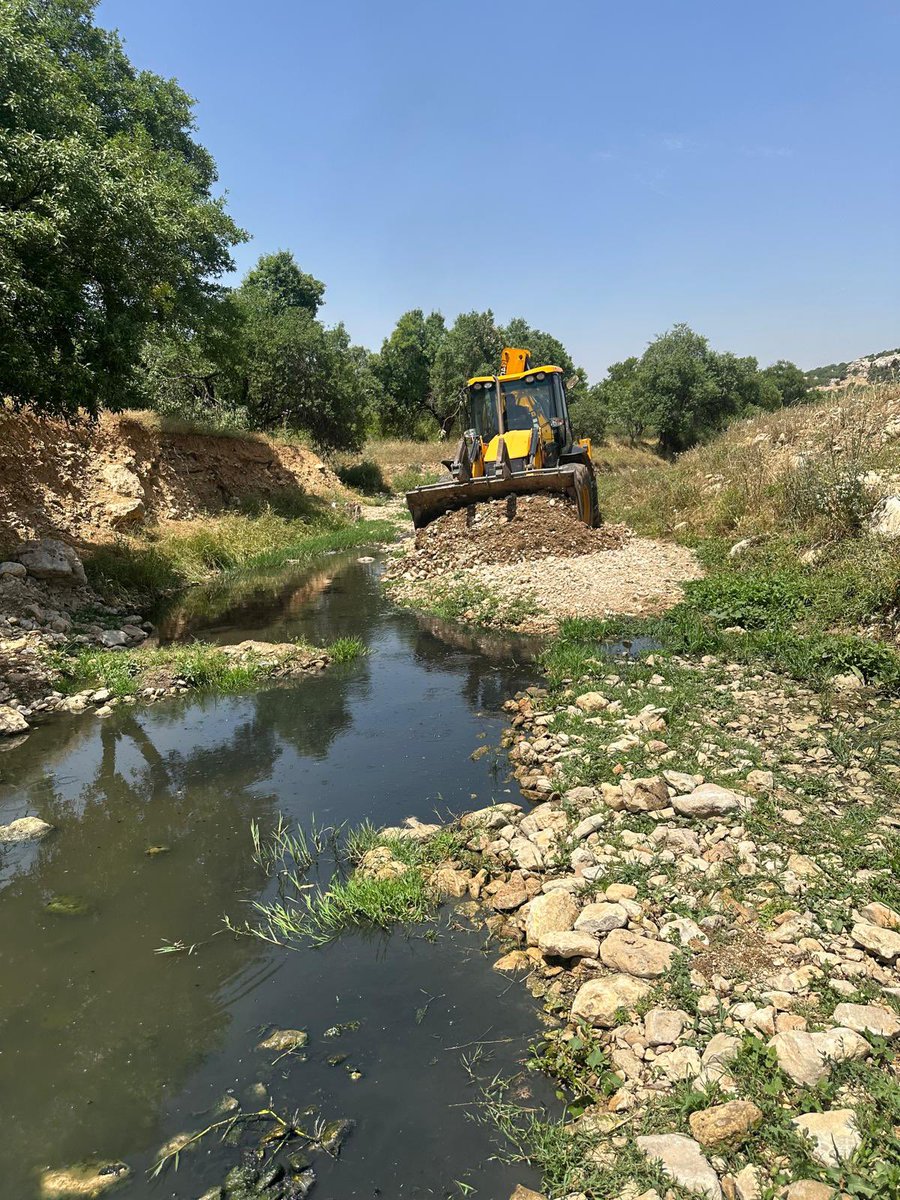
xmin=406 ymin=466 xmax=590 ymax=529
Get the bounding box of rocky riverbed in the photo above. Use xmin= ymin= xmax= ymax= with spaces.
xmin=0 ymin=537 xmax=330 ymax=744
xmin=367 ymin=649 xmax=900 ymax=1199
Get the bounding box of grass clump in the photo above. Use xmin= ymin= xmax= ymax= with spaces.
xmin=50 ymin=640 xmax=319 ymax=698
xmin=332 ymin=438 xmax=446 ymax=495
xmin=545 ymin=563 xmax=900 ymax=693
xmin=236 ymin=817 xmax=469 ymax=948
xmin=327 ymin=636 xmax=367 ymax=664
xmin=84 ymin=508 xmax=397 ymax=603
xmin=299 ymin=870 xmax=432 ymax=943
xmin=391 ymin=464 xmax=443 ymax=494
xmin=398 ymin=577 xmax=539 ymax=629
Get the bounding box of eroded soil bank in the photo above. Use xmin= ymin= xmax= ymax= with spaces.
xmin=0 ymin=410 xmax=343 ymax=547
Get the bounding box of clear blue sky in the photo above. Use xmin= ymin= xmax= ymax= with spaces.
xmin=97 ymin=0 xmax=899 ymax=381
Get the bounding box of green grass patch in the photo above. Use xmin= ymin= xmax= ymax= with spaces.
xmin=49 ymin=640 xmax=319 ymax=698
xmin=544 ymin=550 xmax=900 ymax=693
xmin=327 ymin=635 xmax=367 ymax=664
xmin=84 ymin=509 xmax=397 ymax=603
xmin=393 ymin=577 xmax=539 ymax=629
xmin=297 ymin=870 xmax=433 ymax=944
xmin=236 ymin=818 xmax=469 ymax=948
xmin=391 ymin=465 xmax=443 ymax=494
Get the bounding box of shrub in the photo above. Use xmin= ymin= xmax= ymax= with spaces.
xmin=336 ymin=460 xmax=389 ymax=495
xmin=780 ymin=460 xmax=871 ymax=537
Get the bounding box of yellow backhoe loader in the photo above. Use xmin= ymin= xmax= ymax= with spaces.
xmin=406 ymin=347 xmax=599 ymax=529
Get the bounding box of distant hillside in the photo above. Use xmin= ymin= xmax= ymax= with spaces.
xmin=808 ymin=346 xmax=900 ymax=388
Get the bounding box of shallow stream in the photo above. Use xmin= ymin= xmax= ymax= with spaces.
xmin=0 ymin=553 xmax=554 ymax=1199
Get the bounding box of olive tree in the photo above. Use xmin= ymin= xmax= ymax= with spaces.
xmin=0 ymin=0 xmax=245 ymax=415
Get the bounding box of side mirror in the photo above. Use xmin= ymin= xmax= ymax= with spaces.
xmin=565 ymin=375 xmax=580 ymax=392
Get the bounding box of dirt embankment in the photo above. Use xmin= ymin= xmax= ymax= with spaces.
xmin=0 ymin=411 xmax=343 ymax=552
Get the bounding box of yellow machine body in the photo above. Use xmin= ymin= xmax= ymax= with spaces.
xmin=406 ymin=348 xmax=599 ymax=529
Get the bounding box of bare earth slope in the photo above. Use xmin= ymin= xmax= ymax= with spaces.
xmin=0 ymin=411 xmax=342 ymax=551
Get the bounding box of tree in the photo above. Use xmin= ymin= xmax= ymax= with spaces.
xmin=138 ymin=295 xmax=245 ymax=424
xmin=568 ymin=382 xmax=607 ymax=443
xmin=200 ymin=254 xmax=370 ymax=452
xmin=580 ymin=357 xmax=640 ymax=443
xmin=761 ymin=359 xmax=810 ymax=407
xmin=500 ymin=317 xmax=588 ymax=404
xmin=0 ymin=0 xmax=245 ymax=416
xmin=429 ymin=311 xmax=504 ymax=434
xmin=372 ymin=309 xmax=446 ymax=436
xmin=240 ymin=250 xmax=325 ymax=316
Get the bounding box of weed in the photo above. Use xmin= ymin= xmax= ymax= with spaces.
xmin=328 ymin=636 xmax=367 ymax=664
xmin=48 ymin=640 xmax=316 ymax=698
xmin=391 ymin=465 xmax=443 ymax=494
xmin=84 ymin=514 xmax=397 ymax=603
xmin=232 ymin=818 xmax=466 ymax=948
xmin=295 ymin=870 xmax=433 ymax=944
xmin=397 ymin=577 xmax=539 ymax=628
xmin=527 ymin=1027 xmax=621 ymax=1115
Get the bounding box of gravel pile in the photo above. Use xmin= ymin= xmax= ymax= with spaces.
xmin=387 ymin=494 xmax=629 ymax=581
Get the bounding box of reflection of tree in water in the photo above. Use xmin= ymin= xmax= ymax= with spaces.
xmin=251 ymin=671 xmax=360 ymax=760
xmin=408 ymin=616 xmax=536 ymax=712
xmin=156 ymin=555 xmax=387 ymax=649
xmin=157 ymin=557 xmax=351 ymax=641
xmin=0 ymin=704 xmax=278 ymax=1191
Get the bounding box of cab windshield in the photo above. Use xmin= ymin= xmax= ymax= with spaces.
xmin=467 ymin=374 xmax=561 ymax=440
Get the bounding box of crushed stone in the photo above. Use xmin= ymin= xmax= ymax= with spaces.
xmin=386 ymin=492 xmax=703 ymax=631
xmin=386 ymin=494 xmax=629 ymax=579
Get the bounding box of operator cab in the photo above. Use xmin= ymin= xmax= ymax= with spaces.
xmin=465 ymin=366 xmax=572 ymax=468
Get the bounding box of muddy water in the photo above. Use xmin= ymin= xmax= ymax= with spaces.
xmin=0 ymin=555 xmax=553 ymax=1199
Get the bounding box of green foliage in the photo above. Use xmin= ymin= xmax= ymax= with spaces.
xmin=336 ymin=459 xmax=389 ymax=494
xmin=596 ymin=326 xmax=783 ymax=453
xmin=328 ymin=636 xmax=366 ymax=664
xmin=568 ymin=382 xmax=608 ymax=443
xmin=643 ymin=326 xmax=757 ymax=454
xmin=683 ymin=571 xmax=811 ymax=630
xmin=0 ymin=0 xmax=245 ymax=416
xmin=806 ymin=360 xmax=850 ymax=387
xmin=298 ymin=870 xmax=433 ymax=944
xmin=137 ymin=301 xmax=246 ymax=428
xmin=779 ymin=459 xmax=871 ymax=536
xmin=544 ymin=550 xmax=900 ymax=693
xmin=761 ymin=359 xmax=811 ymax=407
xmin=242 ymin=818 xmax=468 ymax=947
xmin=372 ymin=308 xmax=446 ymax=435
xmin=226 ymin=268 xmax=372 ymax=451
xmin=528 ymin=1028 xmax=620 ymax=1114
xmin=390 ymin=464 xmax=443 ymax=493
xmin=429 ymin=310 xmax=504 ymax=434
xmin=400 ymin=577 xmax=539 ymax=628
xmin=52 ymin=640 xmax=299 ymax=697
xmin=138 ymin=255 xmax=376 ymax=452
xmin=84 ymin=511 xmax=396 ymax=601
xmin=240 ymin=250 xmax=324 ymax=315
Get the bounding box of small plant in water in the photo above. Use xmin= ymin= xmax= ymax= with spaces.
xmin=328 ymin=635 xmax=367 ymax=664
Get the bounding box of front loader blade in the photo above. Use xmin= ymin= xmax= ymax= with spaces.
xmin=405 ymin=467 xmax=582 ymax=530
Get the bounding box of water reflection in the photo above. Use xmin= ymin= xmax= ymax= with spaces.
xmin=0 ymin=702 xmax=273 ymax=1189
xmin=0 ymin=552 xmax=546 ymax=1198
